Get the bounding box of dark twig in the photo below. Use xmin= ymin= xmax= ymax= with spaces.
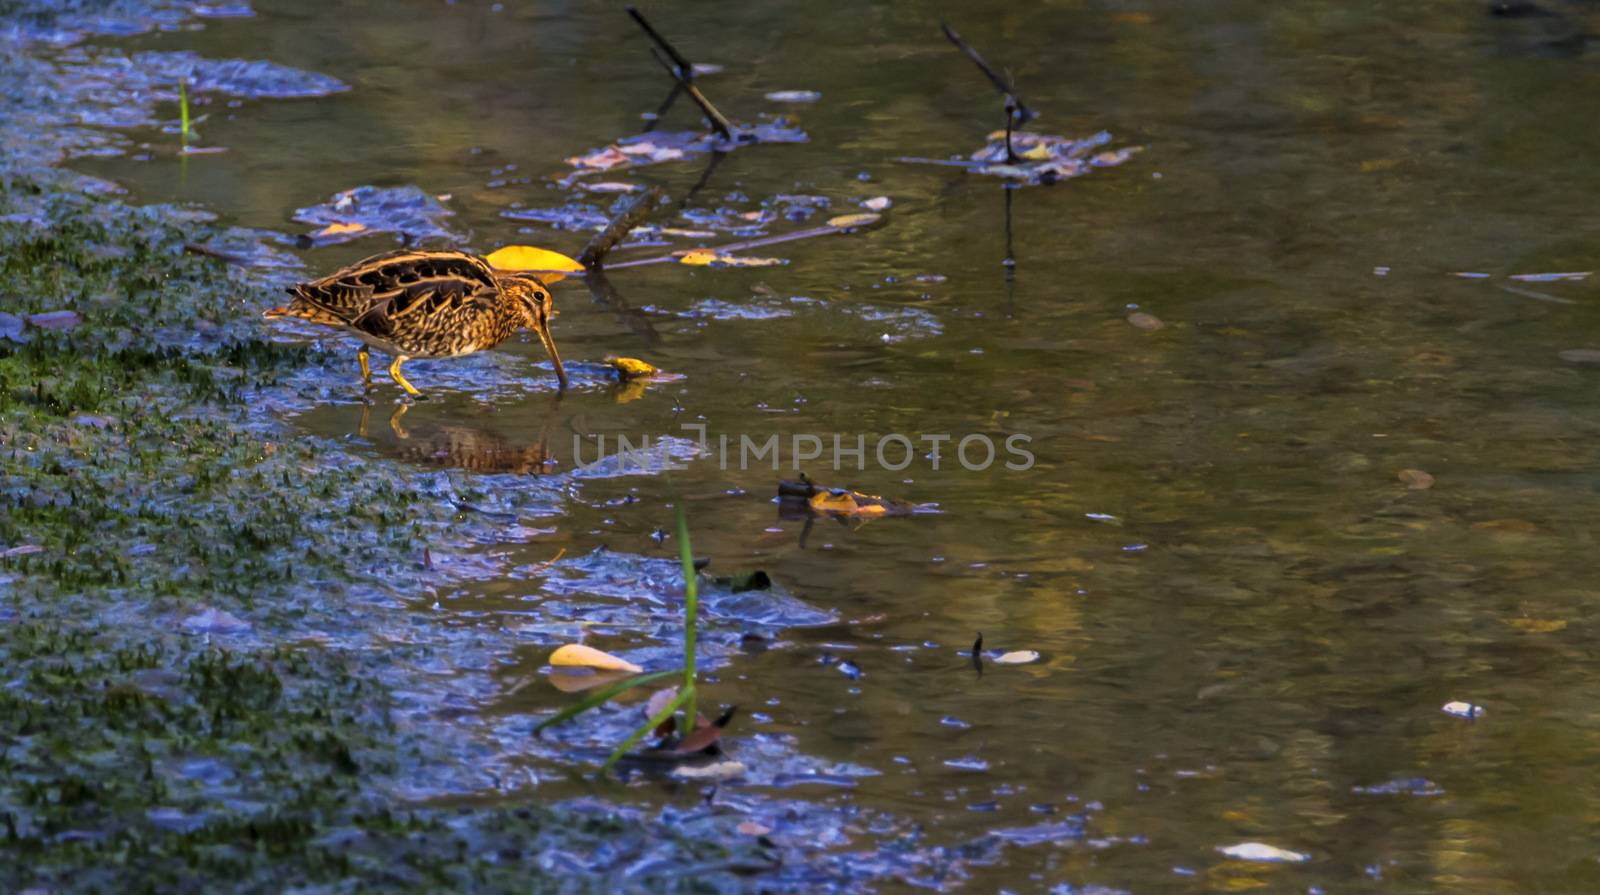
xmin=627 ymin=6 xmax=693 ymax=77
xmin=626 ymin=6 xmax=735 ymax=142
xmin=648 ymin=48 xmax=735 ymax=142
xmin=941 ymin=22 xmax=1038 ymax=127
xmin=579 ymin=186 xmax=665 ymax=268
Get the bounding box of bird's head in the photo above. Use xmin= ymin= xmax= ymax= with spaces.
xmin=498 ymin=272 xmax=568 ymax=389
xmin=500 ymin=272 xmax=555 ymax=331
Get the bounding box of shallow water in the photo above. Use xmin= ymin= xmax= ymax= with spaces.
xmin=73 ymin=0 xmax=1600 ymax=890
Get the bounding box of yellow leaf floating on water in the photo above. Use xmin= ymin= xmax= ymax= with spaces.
xmin=548 ymin=643 xmax=643 ymax=673
xmin=605 ymin=355 xmax=658 ymax=380
xmin=485 ymin=245 xmax=585 ymax=284
xmin=677 ymin=249 xmax=785 ymax=268
xmin=809 ymin=489 xmax=889 ymax=516
xmin=1020 ymin=143 xmax=1054 ymax=161
xmin=1506 ymin=618 xmax=1567 ymax=634
xmin=826 ymin=212 xmax=882 ymax=229
xmin=316 ymin=221 xmax=366 ymax=237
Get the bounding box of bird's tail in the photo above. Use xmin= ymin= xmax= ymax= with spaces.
xmin=263 ymin=291 xmax=344 ymax=325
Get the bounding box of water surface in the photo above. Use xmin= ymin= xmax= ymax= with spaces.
xmin=83 ymin=1 xmax=1600 ymax=890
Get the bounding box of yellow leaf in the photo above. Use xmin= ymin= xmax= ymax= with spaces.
xmin=676 ymin=250 xmax=784 ymax=268
xmin=809 ymin=490 xmax=888 ymax=516
xmin=1020 ymin=143 xmax=1054 ymax=161
xmin=826 ymin=212 xmax=882 ymax=229
xmin=485 ymin=245 xmax=585 ymax=284
xmin=604 ymin=355 xmax=658 ymax=380
xmin=548 ymin=643 xmax=643 ymax=673
xmin=316 ymin=221 xmax=366 ymax=237
xmin=1506 ymin=618 xmax=1567 ymax=634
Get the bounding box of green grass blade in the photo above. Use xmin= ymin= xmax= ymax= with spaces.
xmin=178 ymin=79 xmax=190 ymax=146
xmin=532 ymin=669 xmax=678 ymax=737
xmin=675 ymin=503 xmax=698 ymax=733
xmin=602 ymin=686 xmax=693 ymax=771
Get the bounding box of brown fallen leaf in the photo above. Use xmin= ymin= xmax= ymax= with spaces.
xmin=673 ymin=706 xmax=738 ymax=754
xmin=548 ymin=643 xmax=643 ymax=673
xmin=737 ymin=820 xmax=772 ymax=836
xmin=1127 ymin=311 xmax=1164 ymax=331
xmin=1397 ymin=468 xmax=1435 ymax=490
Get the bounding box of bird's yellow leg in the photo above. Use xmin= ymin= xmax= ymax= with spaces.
xmin=358 ymin=347 xmax=373 ymax=386
xmin=388 ymin=356 xmax=423 ymax=398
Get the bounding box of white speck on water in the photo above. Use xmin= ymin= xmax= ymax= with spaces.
xmin=1217 ymin=842 xmax=1311 ymax=863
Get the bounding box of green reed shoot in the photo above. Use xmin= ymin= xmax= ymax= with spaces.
xmin=178 ymin=79 xmax=191 ymax=149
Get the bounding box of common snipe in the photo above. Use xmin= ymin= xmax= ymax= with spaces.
xmin=265 ymin=249 xmax=568 ymax=396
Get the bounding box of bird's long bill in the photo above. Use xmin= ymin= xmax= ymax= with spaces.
xmin=538 ymin=325 xmax=568 ymax=389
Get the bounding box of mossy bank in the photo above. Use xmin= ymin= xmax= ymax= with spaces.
xmin=0 ymin=12 xmax=780 ymax=890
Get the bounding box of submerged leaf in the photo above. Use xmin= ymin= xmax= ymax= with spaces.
xmin=549 ymin=643 xmax=643 ymax=673
xmin=1126 ymin=311 xmax=1164 ymax=331
xmin=1397 ymin=468 xmax=1435 ymax=490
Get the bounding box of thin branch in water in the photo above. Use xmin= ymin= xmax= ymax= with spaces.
xmin=625 ymin=6 xmax=735 ymax=141
xmin=579 ymin=185 xmax=665 ymax=268
xmin=940 ymin=22 xmax=1038 ymax=126
xmin=648 ymin=47 xmax=735 ymax=142
xmin=627 ymin=6 xmax=694 ymax=77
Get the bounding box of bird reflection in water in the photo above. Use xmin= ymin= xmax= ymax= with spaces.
xmin=357 ymin=401 xmax=557 ymax=475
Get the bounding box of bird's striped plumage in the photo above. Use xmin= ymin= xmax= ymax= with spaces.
xmin=265 ymin=249 xmax=567 ymax=394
